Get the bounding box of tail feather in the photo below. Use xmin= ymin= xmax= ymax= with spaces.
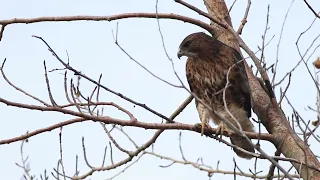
xmin=230 ymin=135 xmax=255 ymax=159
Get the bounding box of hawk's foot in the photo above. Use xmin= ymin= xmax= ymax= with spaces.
xmin=194 ymin=122 xmax=211 ymax=136
xmin=215 ymin=122 xmax=231 ymax=141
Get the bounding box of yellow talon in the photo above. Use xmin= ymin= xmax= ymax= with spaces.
xmin=215 ymin=122 xmax=231 ymax=139
xmin=194 ymin=112 xmax=211 ymax=136
xmin=194 ymin=121 xmax=210 ymax=136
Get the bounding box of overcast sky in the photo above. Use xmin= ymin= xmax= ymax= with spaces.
xmin=1 ymin=0 xmax=320 ymax=179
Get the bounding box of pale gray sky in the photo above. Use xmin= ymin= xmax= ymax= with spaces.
xmin=1 ymin=0 xmax=320 ymax=179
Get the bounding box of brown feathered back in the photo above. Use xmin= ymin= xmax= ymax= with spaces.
xmin=178 ymin=32 xmax=254 ymax=159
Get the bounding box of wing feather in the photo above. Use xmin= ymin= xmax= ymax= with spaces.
xmin=229 ymin=49 xmax=252 ymax=118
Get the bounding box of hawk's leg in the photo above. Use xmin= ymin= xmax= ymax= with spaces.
xmin=194 ymin=113 xmax=211 ymax=136
xmin=215 ymin=122 xmax=231 ymax=140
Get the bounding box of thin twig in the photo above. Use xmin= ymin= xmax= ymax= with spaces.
xmin=81 ymin=137 xmax=94 ymax=169
xmin=1 ymin=58 xmax=49 ymax=106
xmin=272 ymin=0 xmax=295 ymax=87
xmin=33 ymin=35 xmax=173 ymax=123
xmin=303 ymin=0 xmax=320 ymax=18
xmin=58 ymin=128 xmax=66 ymax=180
xmin=237 ymin=0 xmax=251 ymax=34
xmin=266 ymin=149 xmax=281 ymax=180
xmin=43 ymin=61 xmax=58 ymax=106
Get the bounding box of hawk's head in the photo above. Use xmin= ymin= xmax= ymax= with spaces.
xmin=177 ymin=32 xmax=214 ymax=59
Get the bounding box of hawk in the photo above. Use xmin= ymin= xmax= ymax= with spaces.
xmin=177 ymin=32 xmax=255 ymax=159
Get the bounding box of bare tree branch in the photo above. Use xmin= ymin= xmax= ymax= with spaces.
xmin=303 ymin=0 xmax=320 ymax=18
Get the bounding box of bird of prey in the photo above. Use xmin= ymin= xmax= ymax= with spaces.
xmin=177 ymin=32 xmax=255 ymax=159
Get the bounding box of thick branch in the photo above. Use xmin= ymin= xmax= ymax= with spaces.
xmin=0 ymin=13 xmax=213 ymax=41
xmin=0 ymin=97 xmax=274 ymax=145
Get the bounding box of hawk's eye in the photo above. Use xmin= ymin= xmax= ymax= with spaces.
xmin=183 ymin=40 xmax=191 ymax=48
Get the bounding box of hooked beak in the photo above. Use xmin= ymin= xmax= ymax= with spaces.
xmin=177 ymin=48 xmax=184 ymax=59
